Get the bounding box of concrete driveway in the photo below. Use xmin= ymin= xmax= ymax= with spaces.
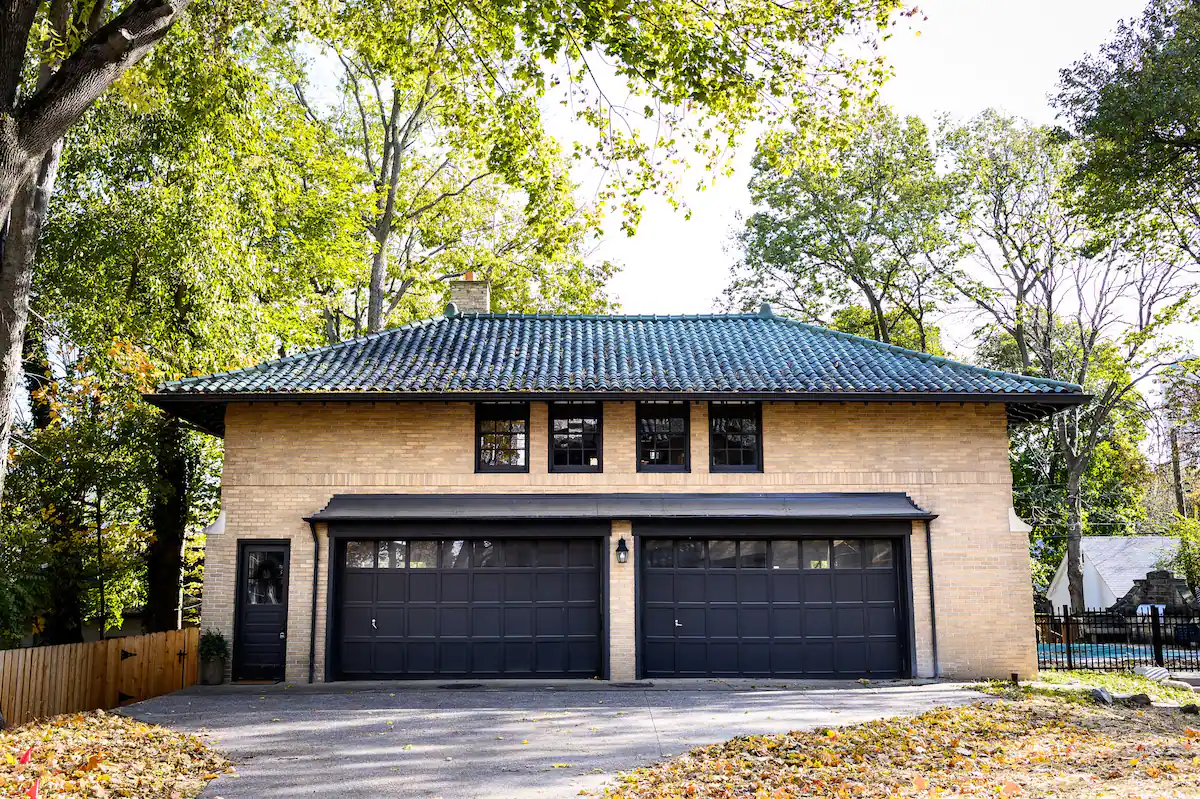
xmin=126 ymin=680 xmax=986 ymax=799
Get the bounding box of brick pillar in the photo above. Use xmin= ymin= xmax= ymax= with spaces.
xmin=609 ymin=520 xmax=636 ymax=680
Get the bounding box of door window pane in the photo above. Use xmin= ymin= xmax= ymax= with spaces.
xmin=247 ymin=551 xmax=284 ymax=604
xmin=867 ymin=539 xmax=894 ymax=568
xmin=802 ymin=540 xmax=830 ymax=569
xmin=645 ymin=540 xmax=673 ymax=568
xmin=391 ymin=540 xmax=407 ymax=568
xmin=676 ymin=540 xmax=705 ymax=568
xmin=345 ymin=541 xmax=374 ymax=569
xmin=474 ymin=540 xmax=501 ymax=567
xmin=409 ymin=541 xmax=438 ymax=568
xmin=833 ymin=539 xmax=862 ymax=569
xmin=739 ymin=540 xmax=768 ymax=568
xmin=377 ymin=540 xmax=390 ymax=569
xmin=444 ymin=540 xmax=471 ymax=568
xmin=709 ymin=540 xmax=737 ymax=568
xmin=772 ymin=540 xmax=800 ymax=569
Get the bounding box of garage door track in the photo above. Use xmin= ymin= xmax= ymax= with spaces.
xmin=126 ymin=681 xmax=985 ymax=798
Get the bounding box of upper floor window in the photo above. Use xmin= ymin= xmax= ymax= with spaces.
xmin=476 ymin=402 xmax=529 ymax=473
xmin=549 ymin=402 xmax=603 ymax=473
xmin=709 ymin=401 xmax=762 ymax=472
xmin=637 ymin=401 xmax=690 ymax=472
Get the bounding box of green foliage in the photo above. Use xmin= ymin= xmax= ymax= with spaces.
xmin=199 ymin=628 xmax=229 ymax=662
xmin=1057 ymin=0 xmax=1200 ymax=257
xmin=727 ymin=103 xmax=956 ymax=352
xmin=1160 ymin=514 xmax=1200 ymax=596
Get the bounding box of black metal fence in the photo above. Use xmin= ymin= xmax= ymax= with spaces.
xmin=1036 ymin=607 xmax=1200 ymax=671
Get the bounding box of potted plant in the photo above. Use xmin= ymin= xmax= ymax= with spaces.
xmin=199 ymin=628 xmax=228 ymax=686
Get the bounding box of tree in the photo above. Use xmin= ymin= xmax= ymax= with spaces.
xmin=725 ymin=104 xmax=956 ymax=352
xmin=1057 ymin=0 xmax=1200 ymax=261
xmin=977 ymin=326 xmax=1154 ymax=588
xmin=0 ymin=0 xmax=194 ymax=503
xmin=940 ymin=111 xmax=1196 ymax=612
xmin=0 ymin=0 xmax=907 ymax=502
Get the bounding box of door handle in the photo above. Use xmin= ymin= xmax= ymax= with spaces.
xmin=278 ymin=631 xmax=285 ymax=640
xmin=674 ymin=620 xmax=683 ymax=628
xmin=372 ymin=618 xmax=377 ymax=630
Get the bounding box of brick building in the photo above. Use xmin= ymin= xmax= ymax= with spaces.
xmin=146 ymin=279 xmax=1086 ymax=683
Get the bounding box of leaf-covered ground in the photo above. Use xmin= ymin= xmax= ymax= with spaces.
xmin=0 ymin=710 xmax=228 ymax=798
xmin=600 ymin=694 xmax=1200 ymax=798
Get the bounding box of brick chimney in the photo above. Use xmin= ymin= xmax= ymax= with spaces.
xmin=448 ymin=271 xmax=491 ymax=314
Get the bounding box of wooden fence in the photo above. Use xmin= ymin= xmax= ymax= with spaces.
xmin=0 ymin=628 xmax=199 ymax=727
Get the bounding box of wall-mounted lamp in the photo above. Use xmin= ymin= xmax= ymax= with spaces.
xmin=616 ymin=537 xmax=629 ymax=564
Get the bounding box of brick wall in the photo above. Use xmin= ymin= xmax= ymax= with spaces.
xmin=202 ymin=400 xmax=1033 ymax=682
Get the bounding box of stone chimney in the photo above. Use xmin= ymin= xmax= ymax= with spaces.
xmin=448 ymin=271 xmax=491 ymax=314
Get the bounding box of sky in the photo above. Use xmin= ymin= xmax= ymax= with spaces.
xmin=590 ymin=0 xmax=1147 ymax=317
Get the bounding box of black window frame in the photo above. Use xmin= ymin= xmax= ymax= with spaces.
xmin=474 ymin=402 xmax=530 ymax=473
xmin=548 ymin=402 xmax=604 ymax=473
xmin=708 ymin=401 xmax=763 ymax=473
xmin=635 ymin=401 xmax=691 ymax=473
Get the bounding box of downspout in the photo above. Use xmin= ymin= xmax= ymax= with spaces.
xmin=308 ymin=521 xmax=320 ymax=684
xmin=924 ymin=519 xmax=940 ymax=677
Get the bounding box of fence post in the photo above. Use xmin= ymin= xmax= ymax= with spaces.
xmin=1152 ymin=606 xmax=1165 ymax=667
xmin=1061 ymin=606 xmax=1073 ymax=670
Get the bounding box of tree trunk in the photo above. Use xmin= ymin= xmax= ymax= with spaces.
xmin=1171 ymin=427 xmax=1186 ymax=516
xmin=1065 ymin=464 xmax=1085 ymax=612
xmin=0 ymin=143 xmax=59 ymax=500
xmin=145 ymin=416 xmax=188 ymax=632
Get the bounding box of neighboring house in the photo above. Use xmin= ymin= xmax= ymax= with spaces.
xmin=1046 ymin=536 xmax=1180 ymax=611
xmin=145 ymin=278 xmax=1087 ymax=684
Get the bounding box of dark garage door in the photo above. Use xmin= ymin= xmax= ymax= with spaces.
xmin=641 ymin=537 xmax=905 ymax=678
xmin=337 ymin=537 xmax=602 ymax=679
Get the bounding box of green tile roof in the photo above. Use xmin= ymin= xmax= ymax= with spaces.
xmin=148 ymin=308 xmax=1085 ymax=434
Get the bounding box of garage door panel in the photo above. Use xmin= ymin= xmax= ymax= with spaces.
xmin=740 ymin=643 xmax=771 ymax=674
xmin=773 ymin=607 xmax=803 ymax=636
xmin=376 ymin=607 xmax=405 ymax=636
xmin=568 ymin=606 xmax=601 ymax=635
xmin=834 ymin=572 xmax=865 ymax=601
xmin=504 ymin=607 xmax=533 ymax=635
xmin=866 ymin=571 xmax=899 ymax=601
xmin=675 ymin=573 xmax=707 ymax=602
xmin=505 ymin=574 xmax=534 ymax=601
xmin=802 ymin=575 xmax=834 ymax=603
xmin=641 ymin=537 xmax=904 ymax=678
xmin=440 ymin=607 xmax=470 ymax=636
xmin=343 ymin=573 xmax=374 ymax=602
xmin=341 ymin=642 xmax=372 ymax=674
xmin=473 ymin=642 xmax=502 ymax=673
xmin=472 ymin=606 xmax=501 ymax=636
xmin=739 ymin=607 xmax=770 ymax=637
xmin=342 ymin=607 xmax=374 ymax=637
xmin=643 ymin=607 xmax=675 ymax=636
xmin=410 ymin=572 xmax=438 ymax=601
xmin=536 ymin=573 xmax=566 ymax=601
xmin=536 ymin=606 xmax=565 ymax=635
xmin=337 ymin=537 xmax=602 ymax=679
xmin=836 ymin=607 xmax=866 ymax=636
xmin=505 ymin=642 xmax=534 ymax=672
xmin=677 ymin=606 xmax=709 ymax=634
xmin=771 ymin=574 xmax=801 ymax=601
xmin=473 ymin=572 xmax=503 ymax=601
xmin=867 ymin=606 xmax=898 ymax=636
xmin=739 ymin=573 xmax=769 ymax=602
xmin=836 ymin=641 xmax=868 ymax=673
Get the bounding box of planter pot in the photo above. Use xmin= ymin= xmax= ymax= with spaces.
xmin=200 ymin=657 xmax=226 ymax=686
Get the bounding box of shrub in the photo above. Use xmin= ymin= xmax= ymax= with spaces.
xmin=198 ymin=628 xmax=228 ymax=662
